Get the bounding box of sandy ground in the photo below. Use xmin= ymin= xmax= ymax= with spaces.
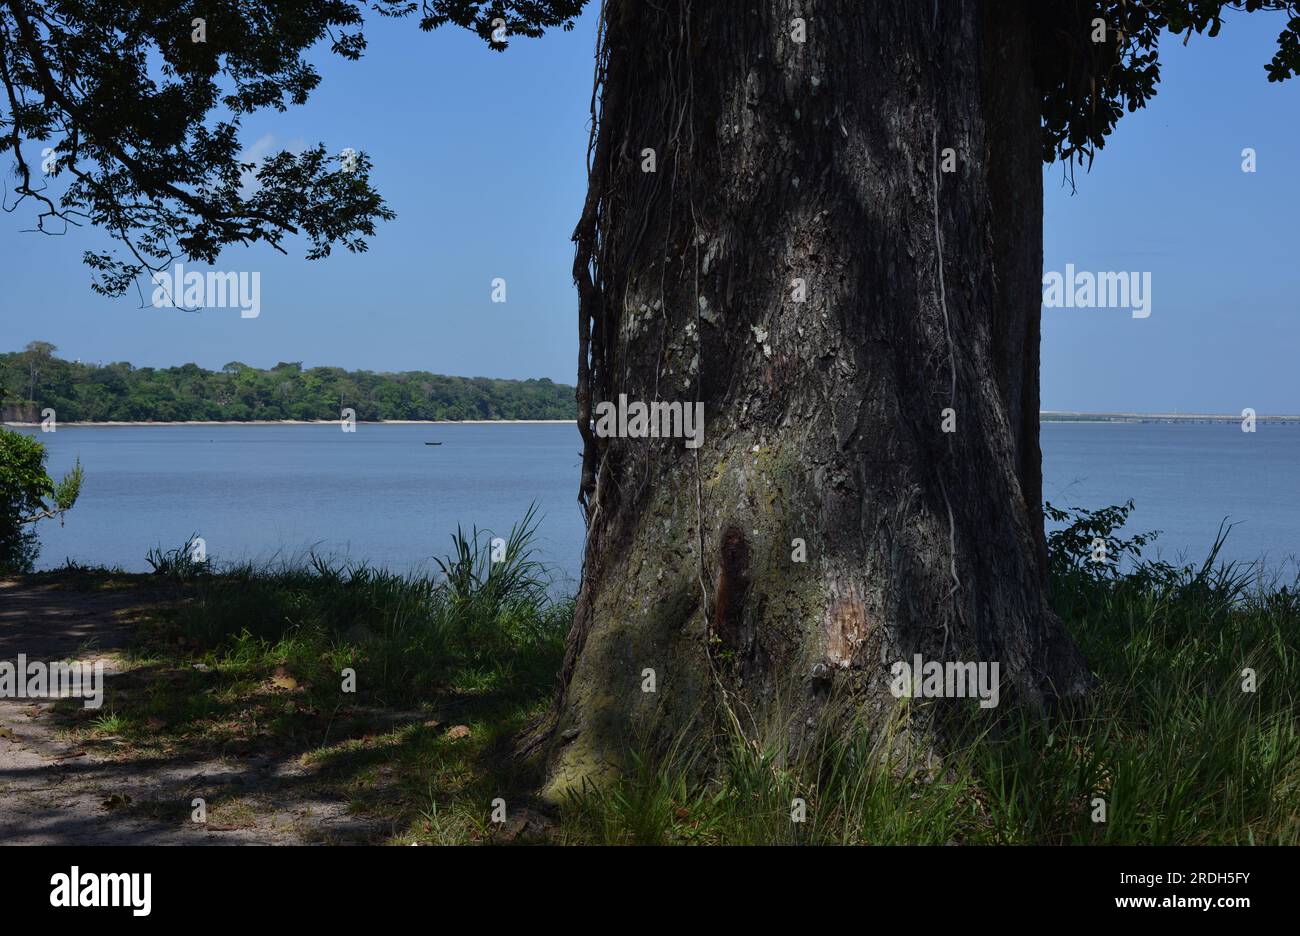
xmin=2 ymin=419 xmax=573 ymax=427
xmin=0 ymin=579 xmax=385 ymax=845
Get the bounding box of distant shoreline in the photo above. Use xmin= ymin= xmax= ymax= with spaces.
xmin=4 ymin=414 xmax=1298 ymax=428
xmin=1041 ymin=412 xmax=1300 ymax=424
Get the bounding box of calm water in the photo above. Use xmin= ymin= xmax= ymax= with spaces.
xmin=1040 ymin=422 xmax=1299 ymax=575
xmin=23 ymin=424 xmax=589 ymax=591
xmin=18 ymin=422 xmax=1300 ymax=583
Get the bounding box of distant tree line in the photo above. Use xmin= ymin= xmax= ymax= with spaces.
xmin=1 ymin=343 xmax=577 ymax=422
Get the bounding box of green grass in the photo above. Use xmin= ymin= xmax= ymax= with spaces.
xmin=158 ymin=504 xmax=566 ymax=710
xmin=51 ymin=502 xmax=1300 ymax=844
xmin=553 ymin=506 xmax=1300 ymax=844
xmin=50 ymin=509 xmax=569 ymax=841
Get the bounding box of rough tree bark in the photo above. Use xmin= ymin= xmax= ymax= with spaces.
xmin=539 ymin=0 xmax=1091 ymax=799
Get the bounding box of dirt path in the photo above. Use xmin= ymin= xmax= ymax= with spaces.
xmin=0 ymin=579 xmax=385 ymax=845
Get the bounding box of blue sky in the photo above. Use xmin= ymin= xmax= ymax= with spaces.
xmin=2 ymin=7 xmax=1297 ymax=412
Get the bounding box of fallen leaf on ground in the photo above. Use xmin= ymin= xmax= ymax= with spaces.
xmin=499 ymin=808 xmax=555 ymax=843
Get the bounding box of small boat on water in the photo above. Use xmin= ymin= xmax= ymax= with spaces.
xmin=424 ymin=441 xmax=443 ymax=446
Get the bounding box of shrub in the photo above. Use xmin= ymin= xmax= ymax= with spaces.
xmin=0 ymin=427 xmax=82 ymax=573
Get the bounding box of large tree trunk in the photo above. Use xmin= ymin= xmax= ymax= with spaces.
xmin=541 ymin=0 xmax=1090 ymax=799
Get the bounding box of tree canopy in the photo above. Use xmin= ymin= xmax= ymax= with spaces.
xmin=1036 ymin=1 xmax=1300 ymax=171
xmin=1 ymin=1 xmax=1297 ymax=293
